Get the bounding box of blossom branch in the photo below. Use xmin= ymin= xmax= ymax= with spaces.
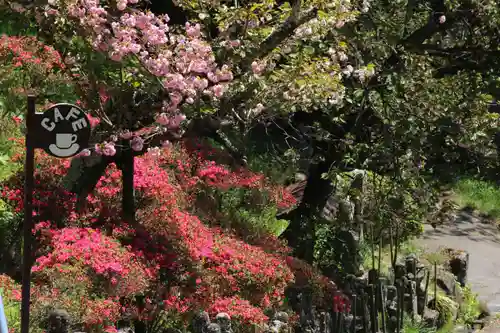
xmin=241 ymin=3 xmax=318 ymax=71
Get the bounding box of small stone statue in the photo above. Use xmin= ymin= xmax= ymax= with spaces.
xmin=192 ymin=311 xmax=211 ymax=333
xmin=117 ymin=328 xmax=134 ymax=333
xmin=269 ymin=320 xmax=288 ymax=333
xmin=215 ymin=313 xmax=232 ymax=333
xmin=394 ymin=263 xmax=406 ymax=279
xmin=273 ymin=312 xmax=289 ymax=324
xmin=47 ymin=309 xmax=70 ymax=333
xmin=207 ymin=323 xmax=221 ymax=333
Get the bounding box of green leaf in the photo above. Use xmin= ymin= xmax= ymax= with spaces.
xmin=354 ymin=89 xmax=364 ymax=100
xmin=304 ymin=46 xmax=315 ymax=55
xmin=0 ymin=155 xmax=9 ymax=165
xmin=201 ymin=106 xmax=216 ymax=114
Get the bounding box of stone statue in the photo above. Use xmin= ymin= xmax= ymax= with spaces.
xmin=192 ymin=311 xmax=211 ymax=333
xmin=47 ymin=309 xmax=70 ymax=333
xmin=206 ymin=323 xmax=221 ymax=333
xmin=215 ymin=313 xmax=232 ymax=333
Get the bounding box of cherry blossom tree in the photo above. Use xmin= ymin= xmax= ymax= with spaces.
xmin=2 ymin=0 xmax=367 ymax=156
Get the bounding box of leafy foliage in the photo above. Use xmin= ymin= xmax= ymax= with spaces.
xmin=456 ymin=284 xmax=481 ymax=327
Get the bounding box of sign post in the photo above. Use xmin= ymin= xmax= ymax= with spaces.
xmin=20 ymin=96 xmax=91 ymax=333
xmin=20 ymin=95 xmax=36 ymax=333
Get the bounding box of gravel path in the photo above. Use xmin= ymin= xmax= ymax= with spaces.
xmin=420 ymin=210 xmax=500 ymax=315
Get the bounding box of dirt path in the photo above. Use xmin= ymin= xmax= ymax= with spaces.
xmin=420 ymin=210 xmax=500 ymax=314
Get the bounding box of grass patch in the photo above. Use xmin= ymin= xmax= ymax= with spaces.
xmin=452 ymin=178 xmax=500 ymax=219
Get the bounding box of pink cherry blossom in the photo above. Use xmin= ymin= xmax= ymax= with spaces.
xmin=98 ymin=142 xmax=116 ymax=156
xmin=131 ymin=136 xmax=144 ymax=151
xmin=156 ymin=113 xmax=170 ymax=126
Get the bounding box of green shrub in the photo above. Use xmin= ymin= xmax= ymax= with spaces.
xmin=196 ymin=187 xmax=290 ymax=241
xmin=435 ymin=294 xmax=459 ymax=325
xmin=1 ymin=289 xmax=21 ymax=333
xmin=456 ymin=284 xmax=481 ymax=327
xmin=0 ymin=278 xmax=21 ymax=333
xmin=0 ymin=200 xmax=20 ymax=274
xmin=219 ymin=188 xmax=289 ymax=237
xmin=401 ymin=315 xmax=436 ymax=333
xmin=0 ymin=10 xmax=36 ymax=36
xmin=0 ymin=117 xmax=21 ymax=180
xmin=232 ymin=205 xmax=289 ymax=237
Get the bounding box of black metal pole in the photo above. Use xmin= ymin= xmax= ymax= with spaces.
xmin=21 ymin=95 xmax=36 ymax=333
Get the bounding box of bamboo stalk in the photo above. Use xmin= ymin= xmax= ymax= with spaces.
xmin=369 ymin=285 xmax=377 ymax=333
xmin=352 ymin=294 xmax=357 ymax=333
xmin=377 ymin=238 xmax=382 ymax=313
xmin=333 ymin=307 xmax=338 ymax=332
xmin=412 ymin=257 xmax=417 ymax=319
xmin=421 ymin=270 xmax=430 ymax=316
xmin=380 ymin=284 xmax=387 ymax=333
xmin=362 ymin=293 xmax=369 ymax=333
xmin=378 ymin=238 xmax=382 ymax=274
xmin=412 ymin=257 xmax=417 ymax=279
xmin=393 ymin=223 xmax=400 ymax=270
xmin=409 ymin=280 xmax=414 ymax=322
xmin=338 ymin=311 xmax=344 ymax=333
xmin=389 ymin=227 xmax=394 ymax=272
xmin=371 ymin=225 xmax=375 ymax=270
xmin=433 ymin=262 xmax=438 ymax=325
xmin=395 ymin=280 xmax=401 ymax=333
xmin=399 ymin=280 xmax=404 ymax=330
xmin=336 ymin=310 xmax=342 ymax=333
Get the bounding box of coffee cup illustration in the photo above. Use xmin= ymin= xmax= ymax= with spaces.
xmin=55 ymin=133 xmax=78 ymax=149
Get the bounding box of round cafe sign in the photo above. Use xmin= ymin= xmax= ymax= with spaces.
xmin=36 ymin=103 xmax=91 ymax=158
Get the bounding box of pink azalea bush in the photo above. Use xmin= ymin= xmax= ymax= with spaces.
xmin=0 ymin=138 xmax=345 ymax=331
xmin=0 ymin=35 xmax=75 ymax=117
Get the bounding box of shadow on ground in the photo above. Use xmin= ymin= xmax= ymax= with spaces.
xmin=422 ymin=211 xmax=500 ymax=244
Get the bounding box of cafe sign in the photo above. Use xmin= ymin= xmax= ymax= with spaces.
xmin=33 ymin=103 xmax=91 ymax=158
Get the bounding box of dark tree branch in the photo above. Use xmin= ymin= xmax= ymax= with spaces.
xmin=366 ymin=1 xmax=475 ymax=87
xmin=435 ymin=58 xmax=500 ymax=77
xmin=241 ymin=3 xmax=318 ymax=71
xmin=405 ymin=44 xmax=500 ymax=60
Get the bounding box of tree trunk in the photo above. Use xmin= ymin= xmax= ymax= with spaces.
xmin=120 ymin=147 xmax=135 ymax=223
xmin=281 ymin=160 xmax=334 ymax=263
